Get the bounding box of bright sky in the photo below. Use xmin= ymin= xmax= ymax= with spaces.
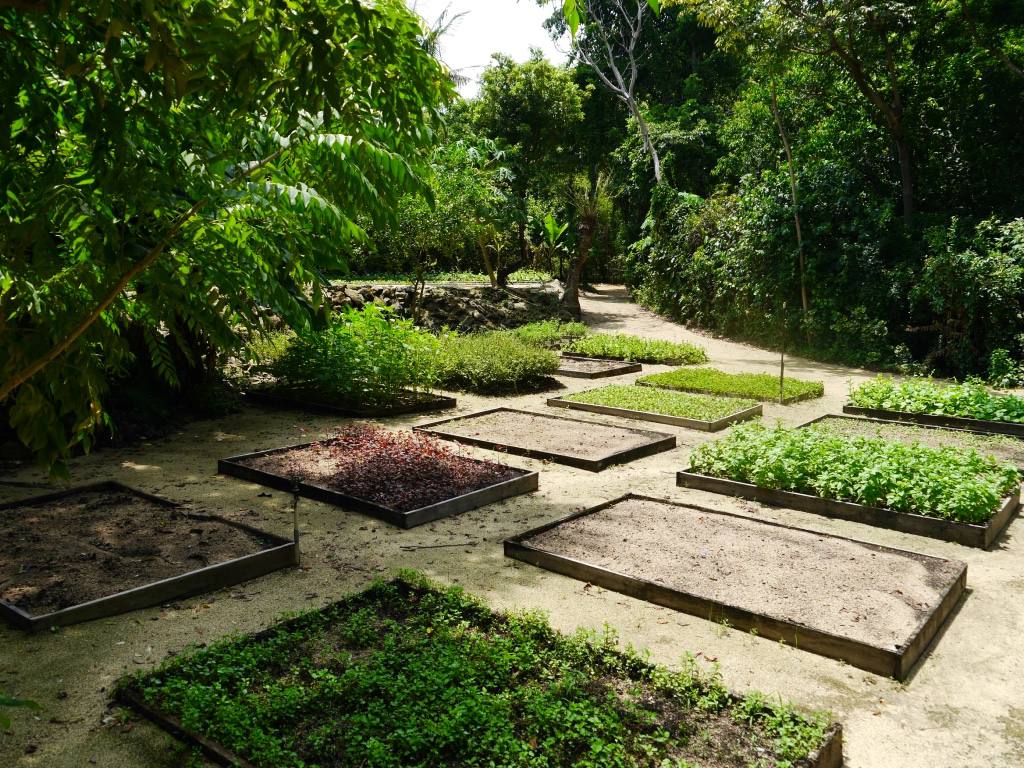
xmin=408 ymin=0 xmax=570 ymax=97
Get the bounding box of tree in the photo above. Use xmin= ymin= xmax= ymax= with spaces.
xmin=472 ymin=52 xmax=586 ymax=284
xmin=0 ymin=0 xmax=453 ymax=471
xmin=562 ymin=173 xmax=612 ymax=316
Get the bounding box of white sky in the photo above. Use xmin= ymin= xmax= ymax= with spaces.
xmin=408 ymin=0 xmax=570 ymax=97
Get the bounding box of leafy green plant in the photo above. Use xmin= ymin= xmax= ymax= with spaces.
xmin=504 ymin=320 xmax=590 ymax=349
xmin=563 ymin=385 xmax=757 ymax=422
xmin=690 ymin=422 xmax=1021 ymax=523
xmin=850 ymin=376 xmax=1024 ymax=424
xmin=640 ymin=368 xmax=824 ymax=403
xmin=434 ymin=332 xmax=559 ymax=394
xmin=987 ymin=349 xmax=1024 ymax=389
xmin=124 ymin=572 xmax=832 ymax=768
xmin=0 ymin=693 xmax=39 ymax=730
xmin=267 ymin=305 xmax=439 ymax=406
xmin=565 ymin=333 xmax=709 ymax=365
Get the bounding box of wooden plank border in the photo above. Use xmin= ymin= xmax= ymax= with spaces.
xmin=219 ymin=438 xmax=538 ymax=529
xmin=843 ymin=404 xmax=1024 ymax=438
xmin=547 ymin=392 xmax=762 ymax=432
xmin=414 ymin=408 xmax=676 ymax=472
xmin=676 ymin=471 xmax=1019 ymax=549
xmin=0 ymin=482 xmax=298 ymax=632
xmin=245 ymin=389 xmax=456 ymax=418
xmin=555 ymin=356 xmax=642 ymax=379
xmin=504 ymin=493 xmax=967 ymax=680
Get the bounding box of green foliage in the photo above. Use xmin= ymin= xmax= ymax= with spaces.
xmin=434 ymin=333 xmax=560 ymax=393
xmin=504 ymin=320 xmax=591 ymax=349
xmin=690 ymin=423 xmax=1021 ymax=523
xmin=639 ymin=367 xmax=824 ymax=403
xmin=0 ymin=693 xmax=39 ymax=730
xmin=850 ymin=376 xmax=1024 ymax=424
xmin=988 ymin=349 xmax=1024 ymax=389
xmin=0 ymin=0 xmax=453 ymax=472
xmin=565 ymin=333 xmax=708 ymax=364
xmin=339 ymin=269 xmax=552 ymax=284
xmin=128 ymin=573 xmax=831 ymax=768
xmin=564 ymin=385 xmax=757 ymax=421
xmin=267 ymin=306 xmax=439 ymax=407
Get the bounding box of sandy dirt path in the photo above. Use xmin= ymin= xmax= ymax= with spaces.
xmin=1 ymin=285 xmax=1021 ymax=767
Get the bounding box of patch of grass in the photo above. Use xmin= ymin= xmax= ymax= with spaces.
xmin=125 ymin=573 xmax=833 ymax=768
xmin=565 ymin=333 xmax=708 ymax=365
xmin=338 ymin=269 xmax=552 ymax=284
xmin=563 ymin=385 xmax=757 ymax=422
xmin=503 ymin=320 xmax=590 ymax=349
xmin=639 ymin=367 xmax=824 ymax=403
xmin=434 ymin=331 xmax=559 ymax=394
xmin=690 ymin=422 xmax=1021 ymax=523
xmin=850 ymin=376 xmax=1024 ymax=424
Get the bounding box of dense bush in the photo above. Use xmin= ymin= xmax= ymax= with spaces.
xmin=563 ymin=385 xmax=756 ymax=421
xmin=565 ymin=332 xmax=708 ymax=364
xmin=690 ymin=423 xmax=1021 ymax=523
xmin=434 ymin=332 xmax=559 ymax=394
xmin=505 ymin=320 xmax=590 ymax=349
xmin=850 ymin=376 xmax=1024 ymax=424
xmin=639 ymin=367 xmax=824 ymax=403
xmin=267 ymin=306 xmax=439 ymax=406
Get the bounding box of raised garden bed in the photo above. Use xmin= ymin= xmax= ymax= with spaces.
xmin=245 ymin=386 xmax=456 ymax=418
xmin=117 ymin=574 xmax=843 ymax=768
xmin=638 ymin=367 xmax=824 ymax=404
xmin=563 ymin=333 xmax=708 ymax=365
xmin=547 ymin=384 xmax=761 ymax=431
xmin=800 ymin=414 xmax=1024 ymax=470
xmin=843 ymin=404 xmax=1024 ymax=438
xmin=505 ymin=495 xmax=966 ymax=680
xmin=218 ymin=426 xmax=537 ymax=528
xmin=415 ymin=407 xmax=676 ymax=471
xmin=555 ymin=355 xmax=642 ymax=379
xmin=0 ymin=482 xmax=297 ymax=632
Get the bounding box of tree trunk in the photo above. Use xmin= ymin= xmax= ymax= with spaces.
xmin=562 ymin=217 xmax=595 ymax=318
xmin=895 ymin=132 xmax=915 ymax=224
xmin=634 ymin=108 xmax=662 ymax=185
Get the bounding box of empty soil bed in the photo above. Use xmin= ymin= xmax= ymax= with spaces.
xmin=0 ymin=486 xmax=281 ymax=618
xmin=509 ymin=495 xmax=966 ymax=679
xmin=555 ymin=356 xmax=642 ymax=378
xmin=416 ymin=408 xmax=675 ymax=471
xmin=805 ymin=415 xmax=1024 ymax=469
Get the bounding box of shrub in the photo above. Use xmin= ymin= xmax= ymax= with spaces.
xmin=690 ymin=423 xmax=1021 ymax=523
xmin=563 ymin=385 xmax=757 ymax=421
xmin=564 ymin=333 xmax=708 ymax=364
xmin=639 ymin=367 xmax=824 ymax=403
xmin=849 ymin=376 xmax=1024 ymax=424
xmin=435 ymin=332 xmax=559 ymax=393
xmin=268 ymin=305 xmax=439 ymax=406
xmin=505 ymin=320 xmax=590 ymax=349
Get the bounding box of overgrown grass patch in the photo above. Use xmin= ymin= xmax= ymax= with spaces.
xmin=850 ymin=376 xmax=1024 ymax=424
xmin=503 ymin=319 xmax=590 ymax=349
xmin=564 ymin=385 xmax=757 ymax=422
xmin=640 ymin=367 xmax=824 ymax=403
xmin=123 ymin=573 xmax=834 ymax=768
xmin=690 ymin=423 xmax=1021 ymax=524
xmin=565 ymin=333 xmax=708 ymax=365
xmin=434 ymin=332 xmax=559 ymax=394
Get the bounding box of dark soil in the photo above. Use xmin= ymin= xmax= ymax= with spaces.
xmin=248 ymin=386 xmax=453 ymax=416
xmin=236 ymin=426 xmax=525 ymax=513
xmin=0 ymin=489 xmax=276 ymax=616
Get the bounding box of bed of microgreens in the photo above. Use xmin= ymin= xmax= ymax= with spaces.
xmin=690 ymin=423 xmax=1021 ymax=523
xmin=434 ymin=331 xmax=560 ymax=393
xmin=639 ymin=368 xmax=824 ymax=403
xmin=850 ymin=376 xmax=1024 ymax=424
xmin=564 ymin=334 xmax=708 ymax=365
xmin=563 ymin=385 xmax=757 ymax=422
xmin=125 ymin=573 xmax=831 ymax=768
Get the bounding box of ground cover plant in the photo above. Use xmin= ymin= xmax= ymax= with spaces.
xmin=850 ymin=377 xmax=1024 ymax=424
xmin=265 ymin=306 xmax=439 ymax=408
xmin=434 ymin=332 xmax=560 ymax=394
xmin=238 ymin=426 xmax=520 ymax=513
xmin=122 ymin=573 xmax=833 ymax=768
xmin=564 ymin=333 xmax=708 ymax=365
xmin=690 ymin=423 xmax=1021 ymax=524
xmin=504 ymin=319 xmax=590 ymax=349
xmin=640 ymin=368 xmax=824 ymax=403
xmin=563 ymin=385 xmax=757 ymax=422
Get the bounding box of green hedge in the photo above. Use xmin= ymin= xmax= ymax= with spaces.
xmin=639 ymin=367 xmax=823 ymax=403
xmin=564 ymin=333 xmax=708 ymax=365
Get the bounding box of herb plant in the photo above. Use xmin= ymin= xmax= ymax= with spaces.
xmin=126 ymin=573 xmax=833 ymax=768
xmin=640 ymin=368 xmax=824 ymax=403
xmin=850 ymin=376 xmax=1024 ymax=424
xmin=690 ymin=423 xmax=1021 ymax=523
xmin=563 ymin=385 xmax=757 ymax=422
xmin=434 ymin=332 xmax=559 ymax=393
xmin=564 ymin=333 xmax=708 ymax=364
xmin=268 ymin=305 xmax=439 ymax=406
